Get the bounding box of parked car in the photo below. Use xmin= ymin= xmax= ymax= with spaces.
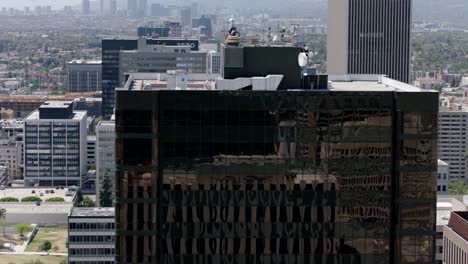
xmin=31 ymin=190 xmax=36 ymax=194
xmin=65 ymin=191 xmax=73 ymax=197
xmin=50 ymin=190 xmax=55 ymax=194
xmin=36 ymin=201 xmax=41 ymax=206
xmin=39 ymin=193 xmax=44 ymax=197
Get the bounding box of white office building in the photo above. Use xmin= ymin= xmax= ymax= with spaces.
xmin=438 ymin=111 xmax=468 ymax=183
xmin=23 ymin=101 xmax=87 ymax=186
xmin=68 ymin=207 xmax=115 ymax=264
xmin=95 ymin=121 xmax=115 ymax=204
xmin=438 ymin=160 xmax=449 ymax=194
xmin=207 ymin=51 xmax=221 ymax=75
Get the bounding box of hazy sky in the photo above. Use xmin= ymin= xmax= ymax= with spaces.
xmin=0 ymin=0 xmax=81 ymax=8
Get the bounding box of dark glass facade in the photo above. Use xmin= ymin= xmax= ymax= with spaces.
xmin=101 ymin=39 xmax=138 ymax=118
xmin=116 ymin=90 xmax=438 ymax=264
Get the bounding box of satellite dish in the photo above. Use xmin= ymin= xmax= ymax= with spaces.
xmin=298 ymin=53 xmax=308 ymax=67
xmin=272 ymin=35 xmax=278 ymax=42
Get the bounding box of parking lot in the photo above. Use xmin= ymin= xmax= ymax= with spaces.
xmin=0 ymin=187 xmax=75 ymax=203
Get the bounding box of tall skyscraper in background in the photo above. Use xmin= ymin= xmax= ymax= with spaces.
xmin=82 ymin=0 xmax=91 ymax=15
xmin=101 ymin=38 xmax=138 ymax=118
xmin=180 ymin=7 xmax=191 ymax=27
xmin=190 ymin=2 xmax=198 ymax=18
xmin=138 ymin=0 xmax=147 ymax=17
xmin=127 ymin=0 xmax=137 ymax=17
xmin=110 ymin=0 xmax=117 ymax=16
xmin=327 ymin=0 xmax=412 ymax=83
xmin=100 ymin=0 xmax=105 ymax=14
xmin=115 ymin=75 xmax=438 ymax=263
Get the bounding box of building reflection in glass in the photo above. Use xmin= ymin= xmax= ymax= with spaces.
xmin=115 ymin=90 xmax=437 ymax=264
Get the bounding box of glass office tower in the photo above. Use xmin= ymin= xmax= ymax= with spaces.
xmin=116 ymin=89 xmax=438 ymax=264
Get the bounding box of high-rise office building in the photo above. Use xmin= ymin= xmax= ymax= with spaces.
xmin=68 ymin=60 xmax=102 ymax=93
xmin=115 ymin=74 xmax=438 ymax=263
xmin=180 ymin=7 xmax=191 ymax=27
xmin=190 ymin=2 xmax=198 ymax=18
xmin=95 ymin=121 xmax=115 ymax=205
xmin=101 ymin=38 xmax=138 ymax=118
xmin=327 ymin=0 xmax=412 ymax=83
xmin=207 ymin=51 xmax=221 ymax=74
xmin=24 ymin=101 xmax=87 ymax=186
xmin=118 ymin=38 xmax=205 ymax=85
xmin=438 ymin=110 xmax=468 ymax=183
xmin=82 ymin=0 xmax=91 ymax=15
xmin=100 ymin=0 xmax=105 ymax=14
xmin=102 ymin=37 xmax=201 ymax=117
xmin=127 ymin=0 xmax=137 ymax=17
xmin=138 ymin=0 xmax=147 ymax=17
xmin=110 ymin=0 xmax=117 ymax=16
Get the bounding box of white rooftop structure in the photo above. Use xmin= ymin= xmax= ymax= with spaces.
xmin=329 ymin=75 xmax=436 ymax=92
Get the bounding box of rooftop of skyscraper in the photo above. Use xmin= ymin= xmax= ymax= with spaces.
xmin=120 ymin=73 xmax=437 ymax=93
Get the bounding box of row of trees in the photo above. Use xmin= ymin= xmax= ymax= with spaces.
xmin=0 ymin=197 xmax=65 ymax=203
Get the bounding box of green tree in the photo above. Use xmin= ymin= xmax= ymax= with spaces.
xmin=81 ymin=197 xmax=95 ymax=207
xmin=21 ymin=196 xmax=42 ymax=202
xmin=39 ymin=240 xmax=52 ymax=254
xmin=448 ymin=181 xmax=468 ymax=195
xmin=45 ymin=197 xmax=65 ymax=202
xmin=15 ymin=223 xmax=32 ymax=240
xmin=73 ymin=188 xmax=83 ymax=207
xmin=100 ymin=173 xmax=113 ymax=207
xmin=0 ymin=197 xmax=19 ymax=202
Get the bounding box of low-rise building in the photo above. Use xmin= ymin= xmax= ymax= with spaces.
xmin=68 ymin=207 xmax=115 ymax=264
xmin=437 ymin=196 xmax=468 ymax=264
xmin=444 ymin=211 xmax=468 ymax=264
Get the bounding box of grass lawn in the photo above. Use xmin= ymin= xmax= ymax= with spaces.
xmin=25 ymin=226 xmax=67 ymax=253
xmin=0 ymin=254 xmax=67 ymax=264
